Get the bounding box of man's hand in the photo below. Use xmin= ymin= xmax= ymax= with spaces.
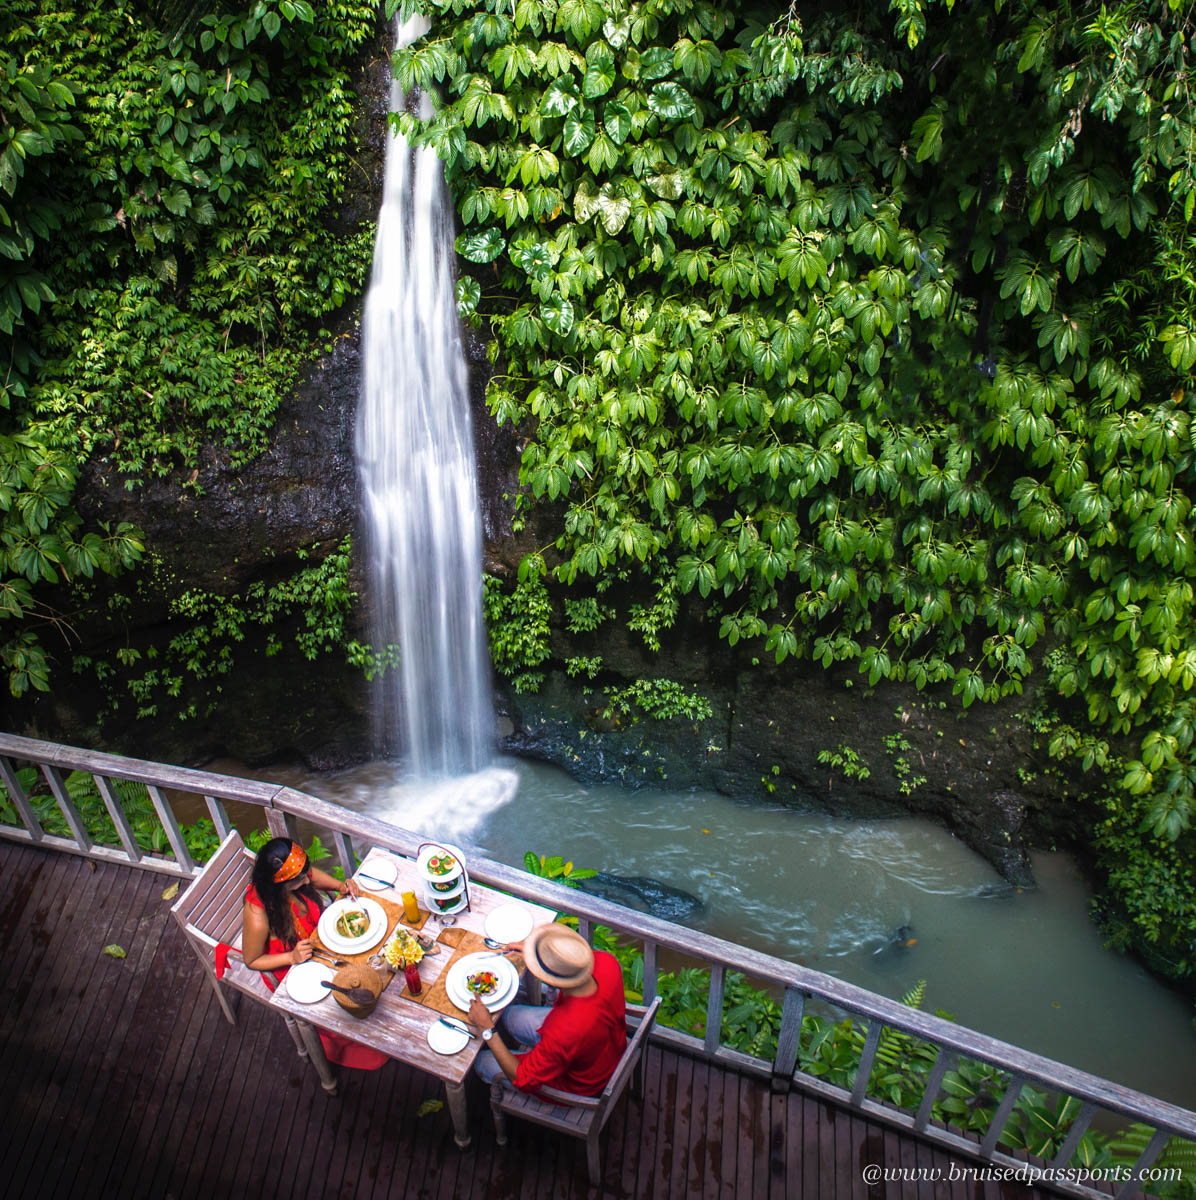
xmin=469 ymin=997 xmax=494 ymax=1030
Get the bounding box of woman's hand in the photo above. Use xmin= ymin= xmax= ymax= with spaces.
xmin=469 ymin=997 xmax=494 ymax=1031
xmin=292 ymin=938 xmax=314 ymax=965
xmin=343 ymin=878 xmax=361 ymax=899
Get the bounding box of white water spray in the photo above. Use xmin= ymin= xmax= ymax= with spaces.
xmin=357 ymin=16 xmax=493 ymax=779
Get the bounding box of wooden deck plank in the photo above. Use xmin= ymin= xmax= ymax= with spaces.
xmin=20 ymin=856 xmax=175 ymax=1199
xmin=767 ymin=1090 xmax=788 ymax=1200
xmin=0 ymin=845 xmax=1064 ymax=1200
xmin=662 ymin=1041 xmax=690 ymax=1200
xmin=1 ymin=851 xmax=138 ymax=1186
xmin=76 ymin=879 xmax=197 ymax=1197
xmin=174 ymin=990 xmax=280 ymax=1200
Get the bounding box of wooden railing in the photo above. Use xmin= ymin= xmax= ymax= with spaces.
xmin=1 ymin=731 xmax=1193 ymax=1200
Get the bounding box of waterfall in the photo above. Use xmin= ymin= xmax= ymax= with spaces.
xmin=356 ymin=16 xmax=493 ymax=779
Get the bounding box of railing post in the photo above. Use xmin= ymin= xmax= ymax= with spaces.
xmin=331 ymin=830 xmax=356 ymax=879
xmin=95 ymin=775 xmax=143 ymax=863
xmin=704 ymin=964 xmax=725 ymax=1056
xmin=979 ymin=1073 xmax=1026 ymax=1158
xmin=1115 ymin=1127 xmax=1171 ymax=1200
xmin=0 ymin=755 xmax=43 ymax=841
xmin=147 ymin=784 xmax=195 ymax=873
xmin=204 ymin=795 xmax=232 ymax=841
xmin=771 ymin=986 xmax=805 ymax=1093
xmin=913 ymin=1047 xmax=956 ymax=1133
xmin=1049 ymin=1099 xmax=1096 ymax=1170
xmin=642 ymin=941 xmax=658 ymax=1006
xmin=851 ymin=1021 xmax=884 ymax=1108
xmin=42 ymin=765 xmax=92 ymax=851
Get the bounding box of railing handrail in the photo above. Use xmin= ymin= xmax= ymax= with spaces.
xmin=2 ymin=730 xmax=1194 ymax=1171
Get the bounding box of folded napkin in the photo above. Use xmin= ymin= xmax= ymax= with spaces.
xmin=215 ymin=943 xmax=236 ymax=979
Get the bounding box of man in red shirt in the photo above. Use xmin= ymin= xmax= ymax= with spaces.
xmin=470 ymin=924 xmax=626 ymax=1096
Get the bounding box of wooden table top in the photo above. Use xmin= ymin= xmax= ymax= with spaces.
xmin=268 ymin=848 xmax=558 ymax=1085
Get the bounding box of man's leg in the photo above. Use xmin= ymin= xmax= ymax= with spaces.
xmin=473 ymin=1004 xmax=551 ymax=1086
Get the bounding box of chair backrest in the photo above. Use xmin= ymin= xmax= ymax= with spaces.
xmin=170 ymin=828 xmax=255 ymax=950
xmin=595 ymin=997 xmax=662 ymax=1123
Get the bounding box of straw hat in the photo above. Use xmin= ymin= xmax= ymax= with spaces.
xmin=522 ymin=924 xmax=595 ymax=989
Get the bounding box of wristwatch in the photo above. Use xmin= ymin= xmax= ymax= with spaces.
xmin=481 ymin=1028 xmax=494 ymax=1042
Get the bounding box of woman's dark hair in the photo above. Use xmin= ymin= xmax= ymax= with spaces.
xmin=251 ymin=838 xmax=325 ymax=946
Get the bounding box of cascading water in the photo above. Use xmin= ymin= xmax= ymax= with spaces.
xmin=357 ymin=16 xmax=493 ymax=780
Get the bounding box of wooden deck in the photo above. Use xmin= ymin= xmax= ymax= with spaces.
xmin=2 ymin=843 xmax=1054 ymax=1200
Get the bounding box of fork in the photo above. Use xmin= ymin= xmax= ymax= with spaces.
xmin=310 ymin=949 xmax=347 ymax=967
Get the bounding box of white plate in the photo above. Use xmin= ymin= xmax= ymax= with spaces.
xmin=445 ymin=952 xmax=519 ymax=1012
xmin=417 ymin=844 xmax=463 ymax=883
xmin=318 ymin=896 xmax=389 ymax=954
xmin=284 ymin=961 xmax=335 ymax=1004
xmin=357 ymin=856 xmax=398 ymax=892
xmin=483 ymin=904 xmax=535 ymax=945
xmin=426 ymin=1020 xmax=471 ymax=1055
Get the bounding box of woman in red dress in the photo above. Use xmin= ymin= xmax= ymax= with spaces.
xmin=241 ymin=837 xmax=388 ymax=1070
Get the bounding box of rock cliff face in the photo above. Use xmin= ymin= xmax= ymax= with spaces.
xmin=3 ymin=30 xmax=1088 ymax=884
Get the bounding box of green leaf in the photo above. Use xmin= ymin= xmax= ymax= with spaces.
xmin=540 ymin=294 xmax=575 ymax=336
xmin=563 ymin=109 xmax=596 ymax=154
xmin=455 ymin=227 xmax=506 ymax=263
xmin=583 ymin=52 xmax=616 ymax=99
xmin=604 ymin=101 xmax=633 ymax=145
xmin=102 ymin=944 xmax=127 ymax=959
xmin=648 ymin=82 xmax=698 ymax=122
xmin=541 ymin=79 xmax=581 ymax=117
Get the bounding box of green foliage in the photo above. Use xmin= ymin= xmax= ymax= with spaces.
xmin=600 ymin=678 xmax=712 ymax=722
xmin=74 ymin=537 xmax=369 ymax=721
xmin=0 ymin=766 xmax=222 ymax=861
xmin=0 ymin=0 xmax=376 ymax=700
xmin=403 ymin=0 xmax=1196 ymax=977
xmin=483 ymin=567 xmax=552 ymax=692
xmin=521 ymin=850 xmax=598 ymax=886
xmin=817 ymin=743 xmax=871 ymax=781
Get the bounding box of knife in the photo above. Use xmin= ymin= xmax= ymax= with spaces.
xmin=356 ymin=870 xmax=396 ymax=890
xmin=438 ymin=1017 xmax=476 ymax=1039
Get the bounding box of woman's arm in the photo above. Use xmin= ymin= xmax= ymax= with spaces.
xmin=241 ymin=898 xmax=312 ymax=972
xmin=311 ymin=867 xmax=360 ymax=899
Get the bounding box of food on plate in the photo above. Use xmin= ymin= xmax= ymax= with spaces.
xmin=384 ymin=928 xmax=424 ymax=969
xmin=426 ymin=852 xmax=456 ymax=876
xmin=430 ymin=879 xmax=458 ymax=893
xmin=335 ymin=908 xmax=370 ymax=939
xmin=432 ymin=895 xmax=461 ymax=912
xmin=467 ymin=970 xmax=498 ymax=997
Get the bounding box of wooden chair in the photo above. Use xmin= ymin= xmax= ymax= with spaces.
xmin=169 ymin=829 xmax=337 ymax=1092
xmin=489 ymin=996 xmax=662 ymax=1185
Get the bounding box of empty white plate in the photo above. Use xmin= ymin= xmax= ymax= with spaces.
xmin=357 ymin=856 xmax=398 ymax=892
xmin=484 ymin=904 xmax=535 ymax=945
xmin=284 ymin=961 xmax=334 ymax=1004
xmin=426 ymin=1019 xmax=471 ymax=1055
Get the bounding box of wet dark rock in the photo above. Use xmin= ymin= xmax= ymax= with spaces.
xmin=495 ymin=610 xmax=1088 ymax=886
xmin=577 ymin=872 xmax=706 ymax=922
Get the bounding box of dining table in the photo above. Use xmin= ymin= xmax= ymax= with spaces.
xmin=267 ymin=847 xmax=558 ymax=1148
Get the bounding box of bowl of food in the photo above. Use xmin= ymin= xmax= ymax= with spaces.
xmin=331 ymin=964 xmax=383 ymax=1018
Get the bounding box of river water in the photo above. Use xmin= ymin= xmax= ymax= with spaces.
xmin=255 ymin=754 xmax=1196 ymax=1108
